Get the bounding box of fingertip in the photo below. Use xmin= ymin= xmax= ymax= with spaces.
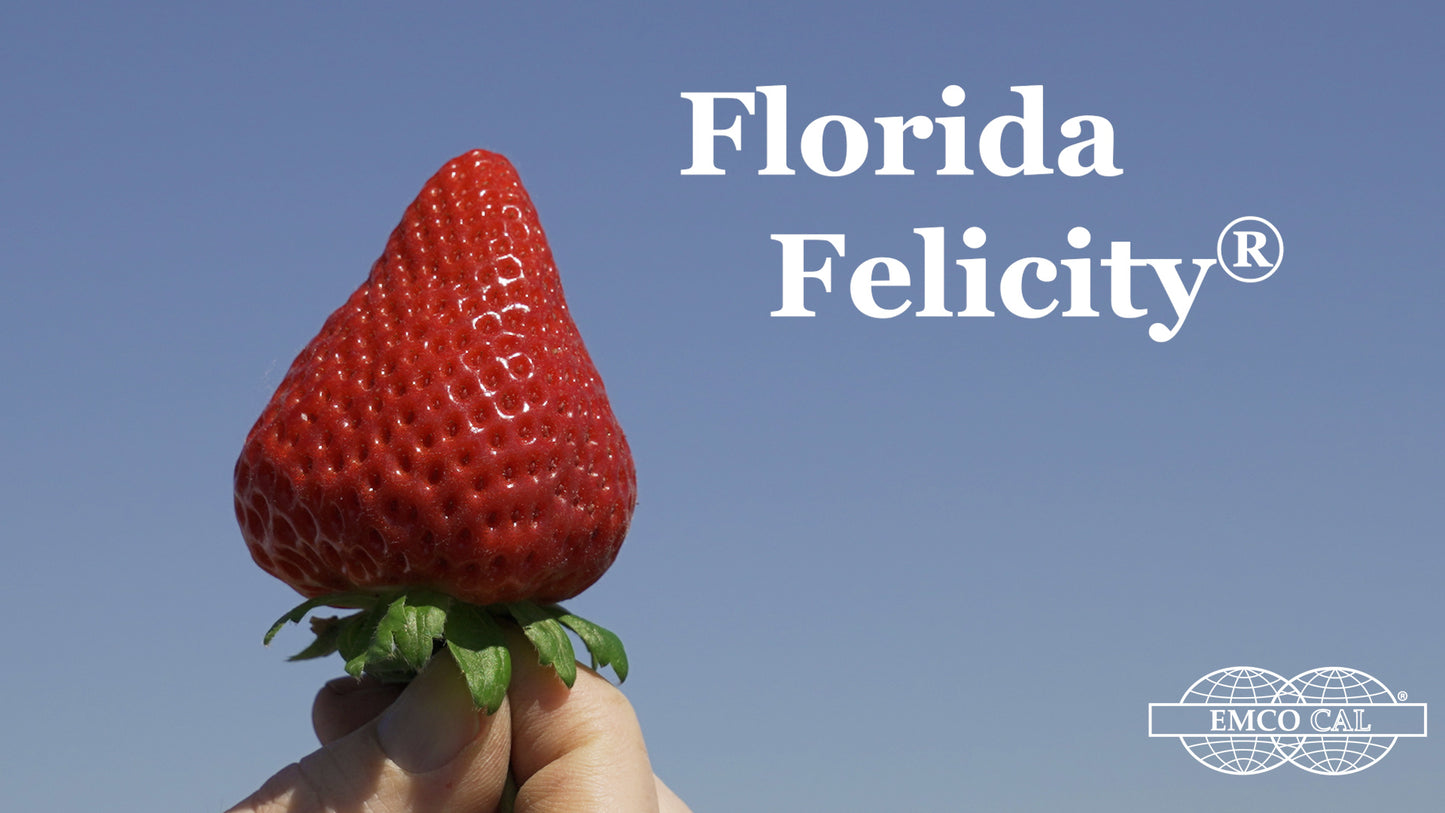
xmin=506 ymin=653 xmax=658 ymax=809
xmin=239 ymin=656 xmax=513 ymax=813
xmin=312 ymin=675 xmax=404 ymax=745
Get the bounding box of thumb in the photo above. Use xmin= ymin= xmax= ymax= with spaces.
xmin=228 ymin=652 xmax=510 ymax=813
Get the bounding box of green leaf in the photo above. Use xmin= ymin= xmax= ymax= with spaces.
xmin=287 ymin=616 xmax=344 ymax=661
xmin=507 ymin=602 xmax=577 ymax=688
xmin=364 ymin=595 xmax=416 ymax=669
xmin=259 ymin=591 xmax=628 ymax=716
xmin=264 ymin=591 xmax=384 ymax=645
xmin=265 ymin=597 xmax=336 ymax=645
xmin=340 ymin=604 xmax=388 ymax=677
xmin=408 ymin=590 xmax=451 ymax=642
xmin=445 ymin=603 xmax=512 ymax=713
xmin=547 ymin=605 xmax=629 ymax=683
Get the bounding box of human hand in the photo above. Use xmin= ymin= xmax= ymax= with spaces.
xmin=228 ymin=637 xmax=691 ymax=813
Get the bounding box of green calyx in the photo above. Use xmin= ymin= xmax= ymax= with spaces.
xmin=264 ymin=589 xmax=628 ymax=714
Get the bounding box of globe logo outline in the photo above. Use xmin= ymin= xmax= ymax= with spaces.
xmin=1176 ymin=666 xmax=1401 ymax=776
xmin=1280 ymin=667 xmax=1397 ymax=776
xmin=1179 ymin=667 xmax=1299 ymax=775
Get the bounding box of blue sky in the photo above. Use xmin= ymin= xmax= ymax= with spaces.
xmin=2 ymin=2 xmax=1442 ymax=810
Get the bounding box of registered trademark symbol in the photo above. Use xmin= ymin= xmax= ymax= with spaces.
xmin=1399 ymin=691 xmax=1408 ymax=701
xmin=1217 ymin=216 xmax=1283 ymax=283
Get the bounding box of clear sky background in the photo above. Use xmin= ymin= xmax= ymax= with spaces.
xmin=2 ymin=3 xmax=1441 ymax=811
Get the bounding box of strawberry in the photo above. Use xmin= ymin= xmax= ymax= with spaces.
xmin=236 ymin=149 xmax=633 ymax=711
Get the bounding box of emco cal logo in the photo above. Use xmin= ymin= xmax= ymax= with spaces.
xmin=1148 ymin=666 xmax=1427 ymax=775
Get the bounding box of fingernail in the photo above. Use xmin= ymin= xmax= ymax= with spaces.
xmin=377 ymin=655 xmax=481 ymax=772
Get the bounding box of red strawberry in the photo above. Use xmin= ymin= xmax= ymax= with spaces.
xmin=236 ymin=150 xmax=633 ymax=710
